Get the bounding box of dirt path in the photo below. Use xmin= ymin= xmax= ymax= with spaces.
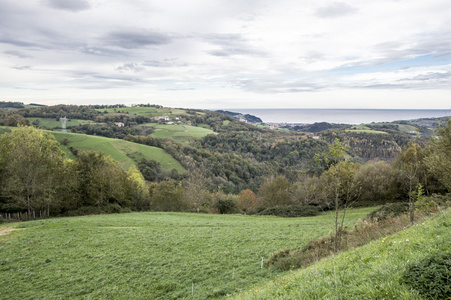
xmin=0 ymin=227 xmax=22 ymax=236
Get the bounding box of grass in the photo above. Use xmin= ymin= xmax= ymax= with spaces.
xmin=96 ymin=107 xmax=190 ymax=118
xmin=150 ymin=124 xmax=215 ymax=142
xmin=232 ymin=209 xmax=451 ymax=300
xmin=0 ymin=208 xmax=373 ymax=300
xmin=345 ymin=129 xmax=388 ymax=134
xmin=47 ymin=131 xmax=185 ymax=172
xmin=366 ymin=122 xmax=418 ymax=133
xmin=26 ymin=118 xmax=96 ymax=128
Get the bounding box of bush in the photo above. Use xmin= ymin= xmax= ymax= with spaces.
xmin=403 ymin=251 xmax=451 ymax=299
xmin=365 ymin=202 xmax=409 ymax=222
xmin=415 ymin=197 xmax=438 ymax=214
xmin=257 ymin=205 xmax=319 ymax=218
xmin=212 ymin=194 xmax=240 ymax=214
xmin=429 ymin=193 xmax=451 ymax=209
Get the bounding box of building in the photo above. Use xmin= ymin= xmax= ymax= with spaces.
xmin=154 ymin=115 xmax=170 ymax=121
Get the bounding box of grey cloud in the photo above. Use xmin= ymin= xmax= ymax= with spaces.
xmin=106 ymin=30 xmax=172 ymax=49
xmin=204 ymin=33 xmax=264 ymax=57
xmin=315 ymin=2 xmax=358 ymax=18
xmin=234 ymin=77 xmax=323 ymax=93
xmin=46 ymin=0 xmax=90 ymax=12
xmin=409 ymin=71 xmax=451 ymax=82
xmin=354 ymin=71 xmax=451 ymax=90
xmin=4 ymin=50 xmax=31 ymax=58
xmin=79 ymin=46 xmax=128 ymax=57
xmin=11 ymin=65 xmax=31 ymax=70
xmin=116 ymin=63 xmax=144 ymax=73
xmin=142 ymin=58 xmax=187 ymax=67
xmin=0 ymin=37 xmax=37 ymax=48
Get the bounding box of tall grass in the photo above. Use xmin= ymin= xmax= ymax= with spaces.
xmin=232 ymin=209 xmax=451 ymax=299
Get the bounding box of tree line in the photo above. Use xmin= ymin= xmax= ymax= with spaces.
xmin=1 ymin=120 xmax=450 ymax=220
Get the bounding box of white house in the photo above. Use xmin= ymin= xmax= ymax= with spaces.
xmin=154 ymin=115 xmax=170 ymax=121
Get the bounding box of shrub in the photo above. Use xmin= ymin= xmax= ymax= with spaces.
xmin=415 ymin=197 xmax=438 ymax=214
xmin=429 ymin=193 xmax=451 ymax=209
xmin=403 ymin=251 xmax=451 ymax=299
xmin=212 ymin=193 xmax=240 ymax=214
xmin=365 ymin=202 xmax=409 ymax=222
xmin=257 ymin=205 xmax=319 ymax=218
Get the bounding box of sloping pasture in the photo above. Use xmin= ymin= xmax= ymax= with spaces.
xmin=0 ymin=208 xmax=373 ymax=299
xmin=49 ymin=131 xmax=185 ymax=172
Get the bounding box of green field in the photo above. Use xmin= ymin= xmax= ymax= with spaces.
xmin=150 ymin=124 xmax=215 ymax=142
xmin=26 ymin=118 xmax=97 ymax=128
xmin=365 ymin=122 xmax=419 ymax=133
xmin=48 ymin=131 xmax=185 ymax=172
xmin=233 ymin=209 xmax=451 ymax=300
xmin=0 ymin=208 xmax=374 ymax=299
xmin=345 ymin=129 xmax=388 ymax=134
xmin=96 ymin=107 xmax=190 ymax=118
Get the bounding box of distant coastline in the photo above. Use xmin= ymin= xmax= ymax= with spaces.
xmin=227 ymin=109 xmax=451 ymax=124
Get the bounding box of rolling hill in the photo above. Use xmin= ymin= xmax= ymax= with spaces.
xmin=48 ymin=131 xmax=185 ymax=173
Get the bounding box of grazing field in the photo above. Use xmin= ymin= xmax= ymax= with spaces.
xmin=233 ymin=209 xmax=451 ymax=300
xmin=0 ymin=208 xmax=373 ymax=299
xmin=26 ymin=118 xmax=97 ymax=128
xmin=345 ymin=125 xmax=388 ymax=134
xmin=345 ymin=129 xmax=388 ymax=134
xmin=150 ymin=124 xmax=215 ymax=142
xmin=96 ymin=107 xmax=189 ymax=118
xmin=48 ymin=131 xmax=185 ymax=172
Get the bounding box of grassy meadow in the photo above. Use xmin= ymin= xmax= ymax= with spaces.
xmin=149 ymin=124 xmax=215 ymax=142
xmin=345 ymin=125 xmax=388 ymax=135
xmin=26 ymin=118 xmax=97 ymax=128
xmin=96 ymin=107 xmax=189 ymax=118
xmin=0 ymin=208 xmax=373 ymax=300
xmin=233 ymin=209 xmax=451 ymax=300
xmin=48 ymin=131 xmax=185 ymax=172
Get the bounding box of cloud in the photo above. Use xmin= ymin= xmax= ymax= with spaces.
xmin=315 ymin=2 xmax=358 ymax=18
xmin=105 ymin=30 xmax=173 ymax=49
xmin=46 ymin=0 xmax=91 ymax=12
xmin=203 ymin=33 xmax=264 ymax=57
xmin=142 ymin=58 xmax=187 ymax=68
xmin=4 ymin=50 xmax=31 ymax=58
xmin=116 ymin=63 xmax=144 ymax=73
xmin=11 ymin=65 xmax=31 ymax=70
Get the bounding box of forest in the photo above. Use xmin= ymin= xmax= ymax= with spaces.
xmin=0 ymin=103 xmax=450 ymax=220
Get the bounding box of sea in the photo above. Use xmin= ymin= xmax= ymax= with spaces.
xmin=228 ymin=109 xmax=451 ymax=125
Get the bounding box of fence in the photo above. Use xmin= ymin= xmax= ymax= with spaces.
xmin=1 ymin=210 xmax=50 ymax=221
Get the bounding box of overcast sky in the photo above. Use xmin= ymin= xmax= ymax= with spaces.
xmin=1 ymin=0 xmax=450 ymax=109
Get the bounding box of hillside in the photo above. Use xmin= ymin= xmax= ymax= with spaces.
xmin=1 ymin=208 xmax=449 ymax=299
xmin=233 ymin=209 xmax=451 ymax=300
xmin=0 ymin=207 xmax=373 ymax=300
xmin=48 ymin=131 xmax=185 ymax=173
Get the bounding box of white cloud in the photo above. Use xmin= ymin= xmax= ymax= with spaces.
xmin=0 ymin=0 xmax=450 ymax=109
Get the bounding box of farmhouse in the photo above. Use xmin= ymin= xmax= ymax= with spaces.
xmin=154 ymin=115 xmax=170 ymax=121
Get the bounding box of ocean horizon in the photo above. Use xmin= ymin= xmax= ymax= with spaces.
xmin=228 ymin=108 xmax=451 ymax=124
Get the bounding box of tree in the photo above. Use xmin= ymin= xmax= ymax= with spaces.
xmin=0 ymin=126 xmax=66 ymax=215
xmin=183 ymin=170 xmax=212 ymax=212
xmin=126 ymin=165 xmax=150 ymax=211
xmin=426 ymin=118 xmax=451 ymax=191
xmin=355 ymin=160 xmax=397 ymax=204
xmin=395 ymin=142 xmax=423 ymax=224
xmin=150 ymin=180 xmax=185 ymax=211
xmin=321 ymin=160 xmax=360 ymax=252
xmin=75 ymin=151 xmax=130 ymax=208
xmin=317 ymin=138 xmax=359 ymax=252
xmin=258 ymin=175 xmax=292 ymax=208
xmin=238 ymin=189 xmax=258 ymax=212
